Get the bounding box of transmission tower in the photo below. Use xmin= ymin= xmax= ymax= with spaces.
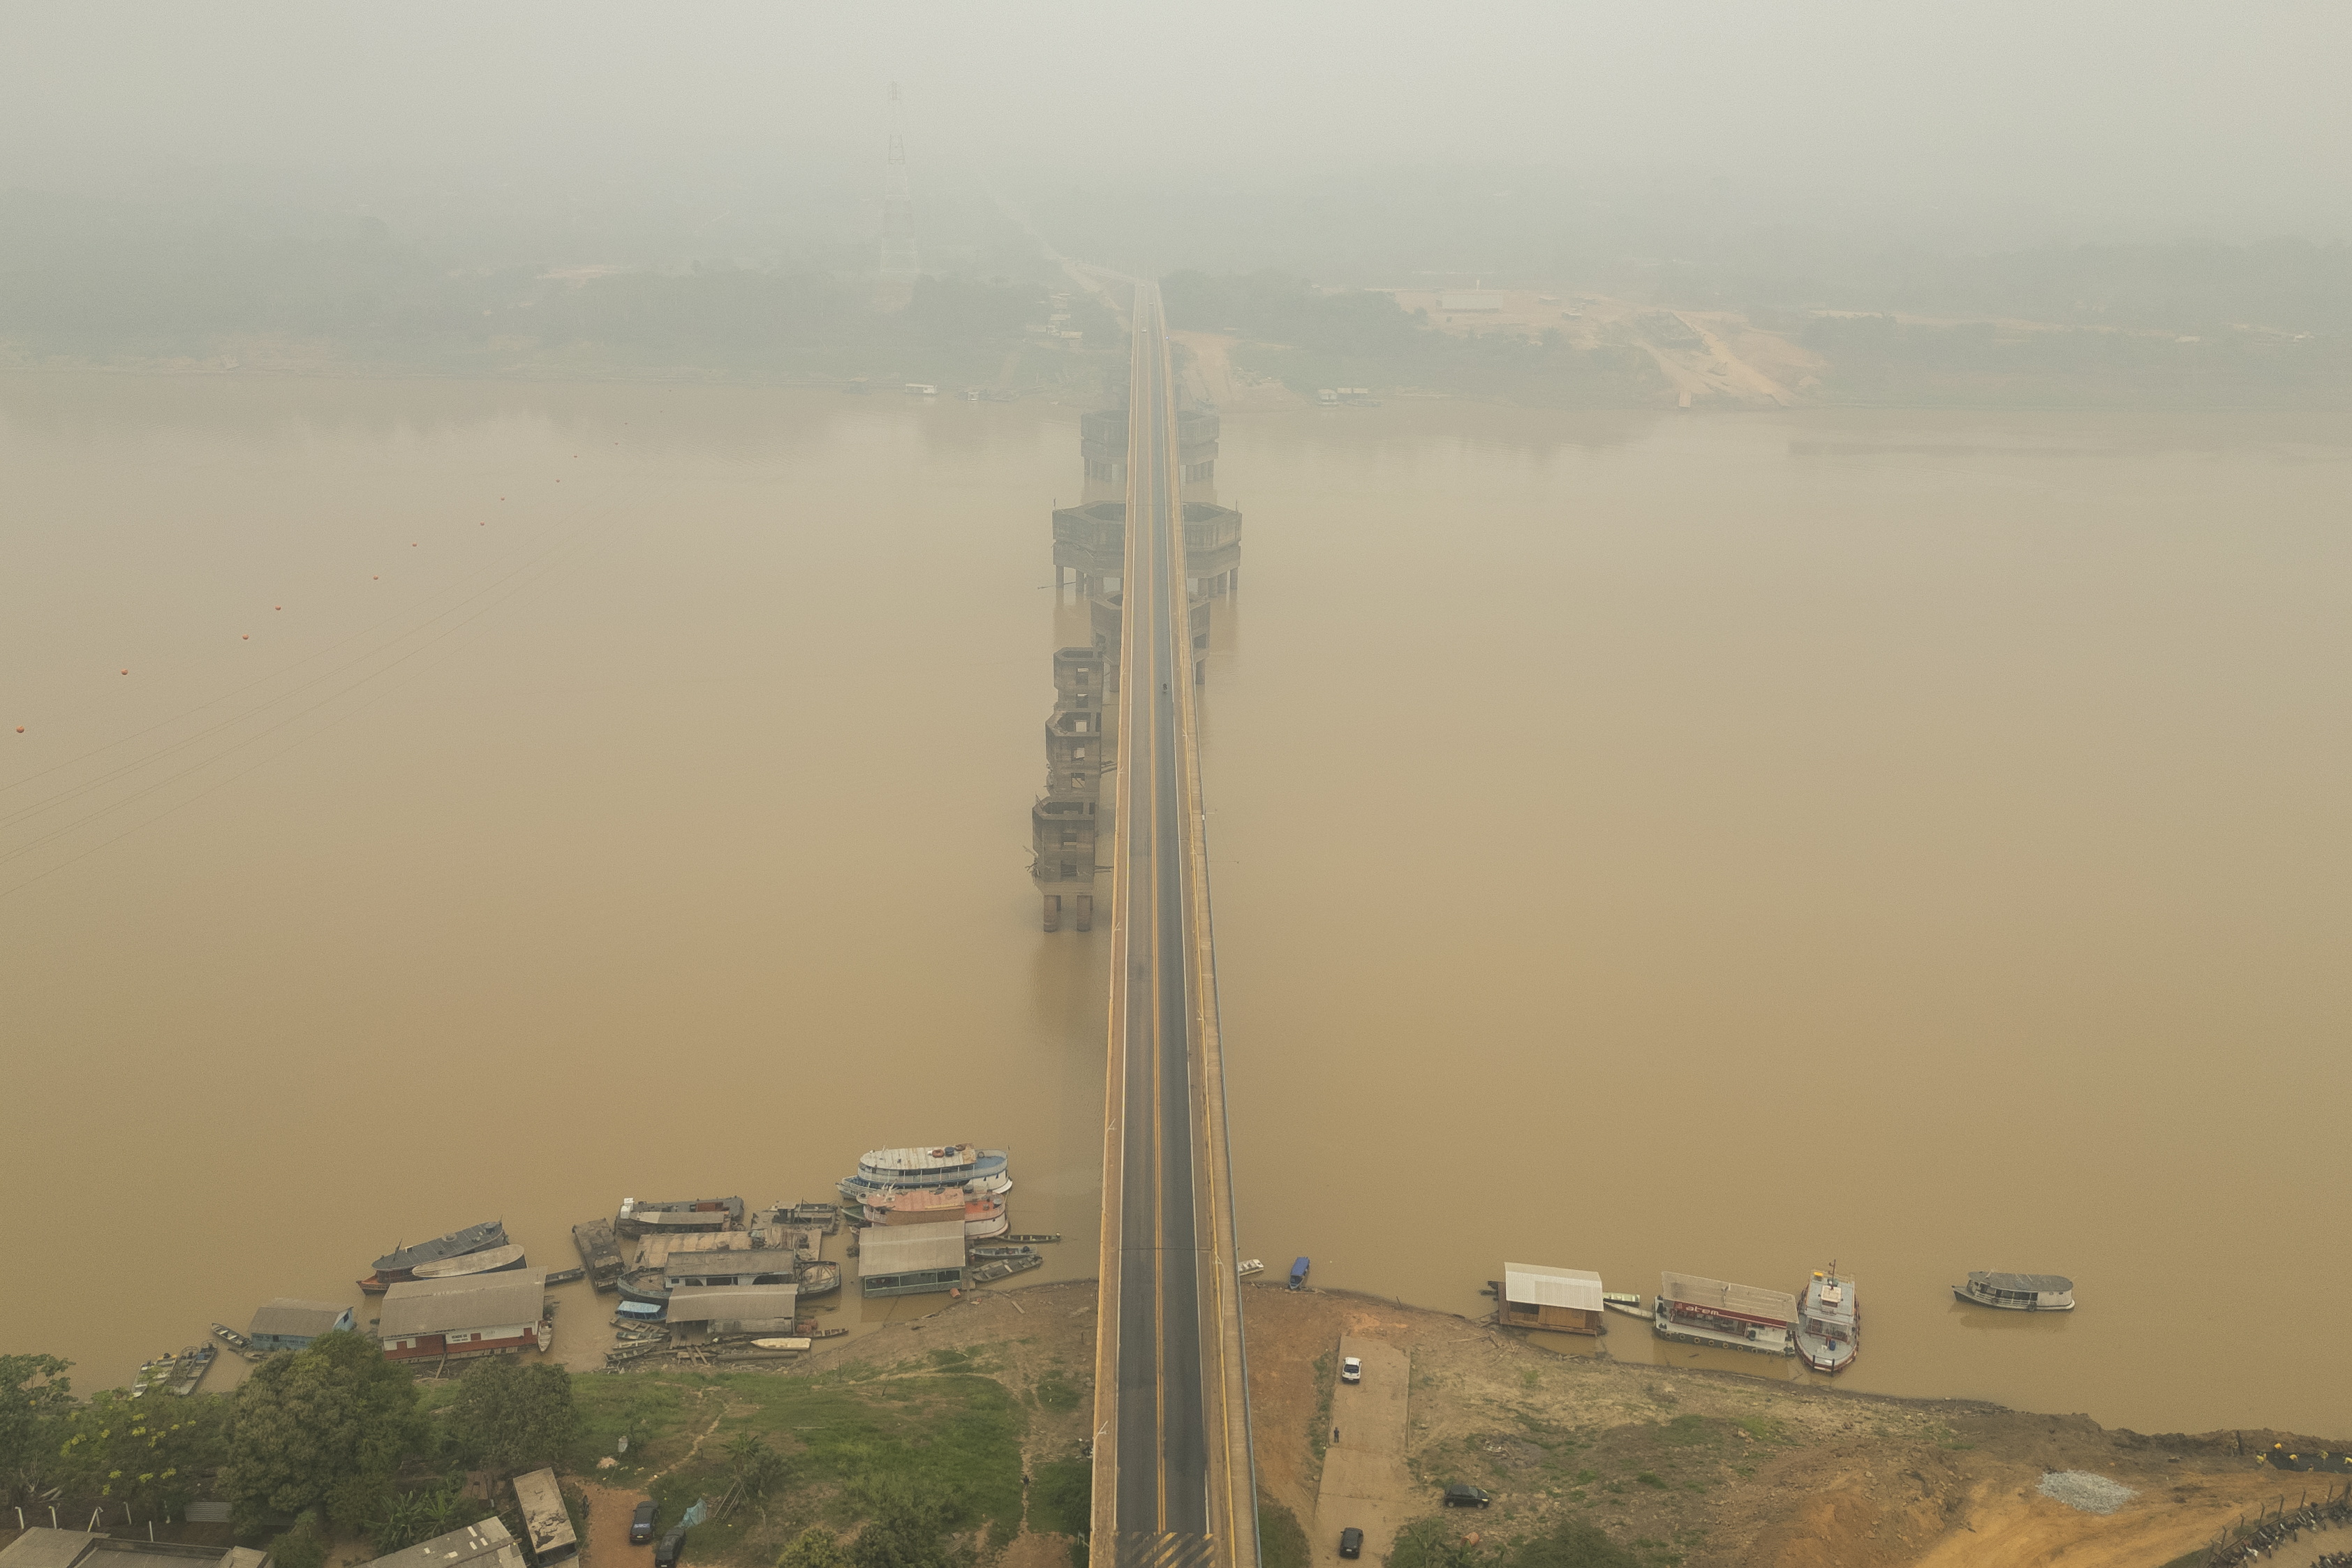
xmin=879 ymin=82 xmax=919 ymax=282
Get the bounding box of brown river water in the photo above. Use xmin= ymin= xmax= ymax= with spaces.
xmin=1 ymin=373 xmax=2346 ymax=1438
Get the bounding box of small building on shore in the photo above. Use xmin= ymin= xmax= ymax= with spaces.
xmin=353 ymin=1520 xmax=524 ymax=1568
xmin=1498 ymin=1263 xmax=1606 ymax=1336
xmin=246 ymin=1298 xmax=355 ymax=1351
xmin=378 ymin=1271 xmax=548 ymax=1363
xmin=0 ymin=1530 xmax=268 ymax=1568
xmin=509 ymin=1469 xmax=577 ymax=1567
xmin=858 ymin=1220 xmax=966 ymax=1298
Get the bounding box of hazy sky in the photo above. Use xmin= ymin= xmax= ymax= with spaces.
xmin=5 ymin=1 xmax=2347 ymax=238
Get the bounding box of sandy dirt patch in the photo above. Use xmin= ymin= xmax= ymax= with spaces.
xmin=577 ymin=1481 xmax=648 ymax=1568
xmin=1309 ymin=1338 xmax=1413 ymax=1567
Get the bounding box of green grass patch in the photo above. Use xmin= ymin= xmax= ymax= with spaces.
xmin=1258 ymin=1495 xmax=1309 ymax=1568
xmin=1309 ymin=1352 xmax=1336 ymax=1467
xmin=1634 ymin=1472 xmax=1666 ymax=1489
xmin=561 ymin=1370 xmax=1026 ymax=1554
xmin=1655 ymin=1416 xmax=1716 ymax=1449
xmin=1035 ymin=1373 xmax=1083 ymax=1413
xmin=1029 ymin=1458 xmax=1090 ymax=1536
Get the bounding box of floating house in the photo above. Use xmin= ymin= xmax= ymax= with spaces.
xmin=353 ymin=1520 xmax=525 ymax=1568
xmin=1652 ymin=1271 xmax=1797 ymax=1357
xmin=246 ymin=1298 xmax=355 ymax=1351
xmin=665 ymin=1285 xmax=799 ymax=1335
xmin=1498 ymin=1263 xmax=1606 ymax=1336
xmin=857 ymin=1220 xmax=967 ymax=1298
xmin=510 ymin=1469 xmax=577 ymax=1567
xmin=378 ymin=1271 xmax=549 ymax=1363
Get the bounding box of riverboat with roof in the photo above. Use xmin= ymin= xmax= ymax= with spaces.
xmin=357 ymin=1219 xmax=508 ymax=1292
xmin=1954 ymin=1271 xmax=2075 ymax=1311
xmin=860 ymin=1188 xmax=1009 ymax=1238
xmin=837 ymin=1145 xmax=1010 ymax=1204
xmin=1793 ymin=1266 xmax=1858 ymax=1374
xmin=616 ymin=1197 xmax=744 ymax=1238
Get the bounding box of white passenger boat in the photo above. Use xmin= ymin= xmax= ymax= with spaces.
xmin=1793 ymin=1266 xmax=1858 ymax=1374
xmin=1954 ymin=1271 xmax=2075 ymax=1311
xmin=838 ymin=1145 xmax=1010 ymax=1203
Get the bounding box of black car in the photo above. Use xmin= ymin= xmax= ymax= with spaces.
xmin=1338 ymin=1528 xmax=1363 ymax=1560
xmin=654 ymin=1527 xmax=687 ymax=1568
xmin=1442 ymin=1484 xmax=1493 ymax=1508
xmin=630 ymin=1503 xmax=658 ymax=1545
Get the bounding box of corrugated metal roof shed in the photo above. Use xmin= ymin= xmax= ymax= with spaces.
xmin=665 ymin=1284 xmax=799 ymax=1324
xmin=0 ymin=1530 xmax=108 ymax=1568
xmin=857 ymin=1220 xmax=967 ymax=1275
xmin=379 ymin=1271 xmax=546 ymax=1338
xmin=1502 ymin=1264 xmax=1604 ymax=1312
xmin=249 ymin=1299 xmax=351 ymax=1338
xmin=510 ymin=1467 xmax=575 ymax=1560
xmin=1659 ymin=1271 xmax=1796 ymax=1324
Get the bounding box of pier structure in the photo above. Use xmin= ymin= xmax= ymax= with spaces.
xmin=1034 ymin=390 xmax=1238 ymax=931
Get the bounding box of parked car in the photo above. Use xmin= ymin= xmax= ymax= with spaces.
xmin=630 ymin=1503 xmax=658 ymax=1544
xmin=655 ymin=1527 xmax=687 ymax=1568
xmin=1338 ymin=1528 xmax=1363 ymax=1560
xmin=1340 ymin=1356 xmax=1362 ymax=1384
xmin=1442 ymin=1484 xmax=1493 ymax=1508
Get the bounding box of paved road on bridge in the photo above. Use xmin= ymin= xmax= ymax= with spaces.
xmin=1091 ymin=282 xmax=1257 ymax=1568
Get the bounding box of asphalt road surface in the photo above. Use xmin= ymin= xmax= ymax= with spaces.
xmin=1111 ymin=284 xmax=1212 ymax=1541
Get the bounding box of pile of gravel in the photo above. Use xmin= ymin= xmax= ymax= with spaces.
xmin=2039 ymin=1471 xmax=2138 ymax=1514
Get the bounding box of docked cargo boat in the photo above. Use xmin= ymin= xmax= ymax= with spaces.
xmin=796 ymin=1260 xmax=842 ymax=1298
xmin=861 ymin=1188 xmax=1009 ymax=1238
xmin=616 ymin=1229 xmax=797 ymax=1305
xmin=1651 ymin=1271 xmax=1797 ymax=1357
xmin=573 ymin=1219 xmax=624 ymax=1289
xmin=209 ymin=1322 xmax=261 ymax=1359
xmin=358 ymin=1220 xmax=508 ymax=1293
xmin=616 ymin=1197 xmax=744 ymax=1238
xmin=837 ymin=1146 xmax=1010 ymax=1204
xmin=411 ymin=1243 xmax=528 ymax=1281
xmin=167 ymin=1344 xmax=216 ymax=1396
xmin=1954 ymin=1271 xmax=2075 ymax=1311
xmin=1793 ymin=1266 xmax=1859 ymax=1374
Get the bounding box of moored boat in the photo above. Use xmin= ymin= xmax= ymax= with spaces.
xmin=572 ymin=1218 xmax=624 ymax=1289
xmin=409 ymin=1242 xmax=528 ymax=1281
xmin=797 ymin=1260 xmax=843 ymax=1298
xmin=616 ymin=1197 xmax=744 ymax=1238
xmin=1954 ymin=1271 xmax=2075 ymax=1311
xmin=358 ymin=1219 xmax=508 ymax=1293
xmin=210 ymin=1322 xmax=257 ymax=1355
xmin=1793 ymin=1266 xmax=1859 ymax=1374
xmin=168 ymin=1344 xmax=216 ymax=1396
xmin=1651 ymin=1271 xmax=1797 ymax=1357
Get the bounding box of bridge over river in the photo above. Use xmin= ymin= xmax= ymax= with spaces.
xmin=1088 ymin=281 xmax=1259 ymax=1568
